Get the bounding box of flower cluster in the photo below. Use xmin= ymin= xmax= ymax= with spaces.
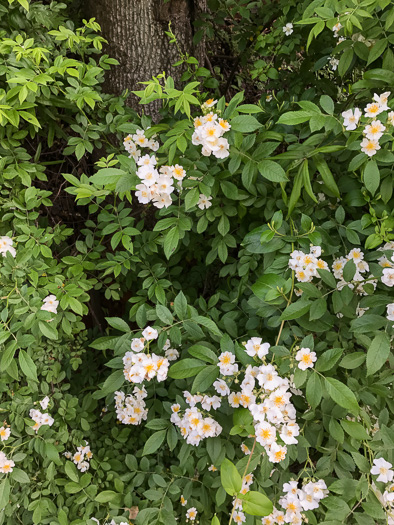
xmin=64 ymin=442 xmax=93 ymax=472
xmin=135 ymin=157 xmax=187 ymax=210
xmin=371 ymin=458 xmax=394 ymax=524
xmin=123 ymin=327 xmax=169 ymax=383
xmin=289 ymin=246 xmax=329 ymax=283
xmin=123 ymin=128 xmax=159 ymax=161
xmin=30 ymin=408 xmax=54 ymax=432
xmin=332 ymin=248 xmax=377 ymax=295
xmin=41 ymin=295 xmax=59 ymax=314
xmin=114 ymin=387 xmax=148 ymax=425
xmin=341 ymin=92 xmax=392 ymax=157
xmin=192 ymin=101 xmax=230 ymax=158
xmin=0 ymin=451 xmax=14 ymax=473
xmin=216 ymin=338 xmax=300 ymax=465
xmin=0 ymin=236 xmax=15 ymax=257
xmin=261 ymin=479 xmax=328 ymax=524
xmin=170 ymin=394 xmax=222 ymax=446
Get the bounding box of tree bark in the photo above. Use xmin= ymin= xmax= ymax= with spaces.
xmin=84 ymin=0 xmax=206 ymax=114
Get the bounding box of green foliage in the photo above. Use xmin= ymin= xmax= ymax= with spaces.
xmin=0 ymin=0 xmax=393 ymax=524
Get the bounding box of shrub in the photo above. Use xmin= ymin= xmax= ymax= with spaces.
xmin=0 ymin=1 xmax=393 ymax=525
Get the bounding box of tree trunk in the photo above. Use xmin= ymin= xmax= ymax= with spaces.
xmin=85 ymin=0 xmax=206 ymax=115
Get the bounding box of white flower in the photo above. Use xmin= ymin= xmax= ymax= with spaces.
xmin=332 ymin=22 xmax=342 ymax=36
xmin=245 ymin=337 xmax=270 ymax=358
xmin=371 ymin=458 xmax=394 ymax=483
xmin=364 ymin=101 xmax=384 ymax=118
xmin=39 ymin=396 xmax=50 ymax=410
xmin=135 ymin=184 xmax=152 ymax=204
xmin=382 ymin=268 xmax=394 ymax=287
xmin=203 ymin=98 xmax=217 ymax=108
xmin=387 ymin=111 xmax=394 ymax=126
xmin=0 ymin=427 xmax=10 ymax=441
xmin=186 ymin=507 xmax=198 ymax=521
xmin=197 ymin=194 xmax=212 ymax=210
xmin=364 ymin=120 xmax=386 ymax=141
xmin=329 ymin=57 xmax=339 ymax=71
xmin=295 ymin=347 xmax=317 ymax=370
xmin=373 ymin=91 xmax=390 ymax=111
xmin=386 ymin=303 xmax=394 ymax=321
xmin=180 ymin=495 xmax=187 ymax=506
xmin=342 ymin=108 xmax=362 ymax=130
xmin=152 ymin=193 xmax=172 ymax=209
xmin=0 ymin=236 xmax=16 ymax=257
xmin=131 ymin=338 xmax=145 ymax=352
xmin=298 ymin=489 xmax=319 ymax=510
xmin=213 ymin=378 xmax=230 ymax=396
xmin=283 ymin=23 xmax=293 ymax=36
xmin=361 ymin=138 xmax=380 ymax=157
xmin=233 ymin=510 xmax=246 ymax=523
xmin=41 ymin=295 xmax=59 ymax=314
xmin=137 ymin=154 xmax=157 ymax=167
xmin=165 ymin=348 xmax=179 ymax=361
xmin=267 ymin=442 xmax=287 ymax=463
xmin=266 ymin=95 xmax=273 ymax=102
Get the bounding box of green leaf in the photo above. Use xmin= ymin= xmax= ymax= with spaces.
xmin=65 ymin=461 xmax=79 ymax=482
xmin=38 ymin=321 xmax=58 ymax=340
xmin=95 ymin=490 xmax=118 ymax=503
xmin=18 ymin=350 xmax=37 ymax=381
xmin=314 ymin=156 xmax=340 ymax=197
xmin=0 ymin=480 xmax=10 ymax=509
xmin=142 ymin=429 xmax=167 ymax=455
xmin=306 ymin=372 xmax=322 ymax=409
xmin=163 ymin=227 xmax=179 ymax=259
xmin=188 ymin=344 xmax=218 ymax=364
xmin=156 ymin=305 xmax=173 ymax=325
xmin=277 ymin=111 xmax=311 ymax=125
xmin=342 ymin=259 xmax=357 ymax=282
xmin=64 ymin=482 xmax=82 ymax=494
xmin=317 ymin=269 xmax=337 ymax=288
xmin=315 ymin=348 xmax=343 ymax=372
xmin=341 ymin=420 xmax=370 ymax=441
xmin=101 ymin=370 xmax=124 ymax=393
xmin=287 ymin=164 xmax=304 ymax=216
xmin=174 ymin=291 xmax=187 ymax=320
xmin=193 ymin=316 xmax=222 ymax=336
xmin=106 ymin=317 xmax=130 ymax=332
xmin=338 ymin=48 xmax=354 ymax=76
xmin=211 ymin=516 xmax=220 ymax=525
xmin=45 ymin=442 xmax=60 ymax=464
xmin=89 ymin=168 xmax=126 ymax=186
xmin=191 ymin=365 xmax=219 ymax=394
xmin=366 ymin=332 xmax=390 ymax=376
xmin=280 ymin=300 xmax=311 ymax=321
xmin=325 ymin=377 xmax=359 ymax=415
xmin=320 ymin=95 xmax=334 ymax=115
xmin=220 ymin=458 xmax=242 ymax=496
xmin=301 ymin=159 xmax=317 ymax=203
xmin=10 ymin=468 xmax=30 ymax=483
xmin=185 ymin=187 xmax=200 ymax=210
xmin=364 ymin=160 xmax=380 ymax=195
xmin=339 ymin=352 xmax=366 ymax=369
xmin=258 ymin=160 xmax=288 ymax=182
xmin=0 ymin=343 xmax=16 ymax=371
xmin=168 ymin=358 xmax=206 ymax=379
xmin=231 ymin=115 xmax=261 ymax=132
xmin=240 ymin=491 xmax=273 ymax=516
xmin=350 ymin=315 xmax=387 ymax=334
xmin=367 ymin=39 xmax=388 ymax=66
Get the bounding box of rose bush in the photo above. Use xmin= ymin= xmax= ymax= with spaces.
xmin=0 ymin=0 xmax=393 ymax=525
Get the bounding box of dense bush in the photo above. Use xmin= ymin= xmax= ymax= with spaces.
xmin=0 ymin=0 xmax=393 ymax=525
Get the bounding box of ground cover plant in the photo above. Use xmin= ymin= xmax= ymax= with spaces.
xmin=0 ymin=0 xmax=393 ymax=524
